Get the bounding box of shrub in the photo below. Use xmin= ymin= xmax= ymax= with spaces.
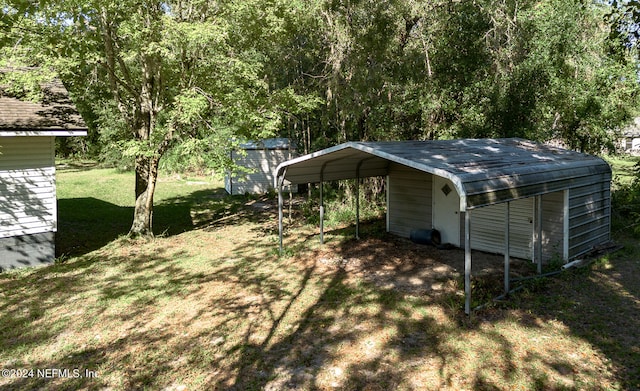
xmin=611 ymin=160 xmax=640 ymax=237
xmin=300 ymin=179 xmax=386 ymax=227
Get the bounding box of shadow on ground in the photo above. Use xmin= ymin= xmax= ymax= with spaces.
xmin=5 ymin=192 xmax=638 ymax=390
xmin=56 ymin=188 xmax=272 ymax=257
xmin=208 ymin=219 xmax=639 ymax=390
xmin=508 ymin=242 xmax=640 ymax=389
xmin=56 ymin=197 xmax=131 ymax=257
xmin=0 ymin=245 xmax=217 ymax=390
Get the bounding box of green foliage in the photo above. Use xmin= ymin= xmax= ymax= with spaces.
xmin=609 ymin=0 xmax=640 ymax=53
xmin=1 ymin=0 xmax=325 ymax=234
xmin=0 ymin=66 xmax=55 ymax=102
xmin=1 ymin=0 xmax=321 ymax=159
xmin=264 ymin=0 xmax=639 ymax=154
xmin=4 ymin=0 xmax=637 ymax=160
xmin=612 ymin=160 xmax=640 ymax=237
xmin=302 ymin=179 xmax=386 ymax=228
xmin=3 ymin=0 xmax=640 ymax=223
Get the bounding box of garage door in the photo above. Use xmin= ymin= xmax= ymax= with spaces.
xmin=470 ymin=198 xmax=534 ymax=260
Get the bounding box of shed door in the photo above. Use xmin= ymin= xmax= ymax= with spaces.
xmin=432 ymin=176 xmax=460 ymax=246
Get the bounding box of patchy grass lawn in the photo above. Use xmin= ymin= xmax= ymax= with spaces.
xmin=605 ymin=154 xmax=640 ymax=189
xmin=0 ymin=165 xmax=639 ymax=390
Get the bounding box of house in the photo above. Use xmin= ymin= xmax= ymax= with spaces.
xmin=225 ymin=138 xmax=297 ymax=195
xmin=618 ymin=117 xmax=640 ymax=155
xmin=274 ymin=138 xmax=611 ymax=313
xmin=0 ymin=75 xmax=87 ymax=271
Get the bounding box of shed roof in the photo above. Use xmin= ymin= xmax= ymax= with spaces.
xmin=620 ymin=117 xmax=640 ymax=137
xmin=275 ymin=138 xmax=611 ymax=210
xmin=0 ymin=72 xmax=87 ymax=136
xmin=239 ymin=138 xmax=294 ymax=150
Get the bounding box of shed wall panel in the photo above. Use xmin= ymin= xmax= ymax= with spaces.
xmin=541 ymin=191 xmax=565 ymax=261
xmin=570 ymin=216 xmax=610 ymax=237
xmin=469 ymin=197 xmax=535 ymax=260
xmin=570 ymin=231 xmax=610 ymax=257
xmin=0 ymin=137 xmax=56 ymax=239
xmin=227 ymin=149 xmax=297 ymax=195
xmin=569 ymin=183 xmax=611 ymax=198
xmin=387 ymin=163 xmax=432 ymax=238
xmin=568 ymin=175 xmax=611 ymax=259
xmin=468 ymin=205 xmax=505 ymax=255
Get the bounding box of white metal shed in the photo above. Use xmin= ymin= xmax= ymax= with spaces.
xmin=619 ymin=117 xmax=640 ymax=155
xmin=274 ymin=138 xmax=612 ymax=314
xmin=225 ymin=138 xmax=297 ymax=195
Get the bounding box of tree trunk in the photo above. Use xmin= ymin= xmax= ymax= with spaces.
xmin=128 ymin=47 xmax=161 ymax=238
xmin=129 ymin=155 xmax=159 ymax=238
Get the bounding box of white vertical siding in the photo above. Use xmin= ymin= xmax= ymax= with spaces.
xmin=385 ymin=160 xmax=600 ymax=262
xmin=0 ymin=136 xmax=56 ymax=238
xmin=470 ymin=197 xmax=535 ymax=260
xmin=541 ymin=191 xmax=565 ymax=261
xmin=468 ymin=179 xmax=611 ymax=262
xmin=510 ymin=198 xmax=535 ymax=260
xmin=469 ymin=204 xmax=506 ymax=255
xmin=227 ymin=149 xmax=297 ymax=195
xmin=387 ymin=163 xmax=432 ymax=238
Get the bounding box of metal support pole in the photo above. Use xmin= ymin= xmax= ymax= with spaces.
xmin=354 ymin=158 xmax=370 ymax=240
xmin=504 ymin=202 xmax=510 ymax=295
xmin=320 ymin=181 xmax=324 ymax=245
xmin=465 ymin=209 xmax=472 ymax=315
xmin=278 ymin=183 xmax=284 ymax=255
xmin=535 ymin=195 xmax=543 ymax=274
xmin=355 ymin=165 xmax=361 ymax=240
xmin=319 ymin=162 xmax=329 ymax=245
xmin=355 ymin=178 xmax=360 ymax=240
xmin=277 ymin=168 xmax=287 ymax=256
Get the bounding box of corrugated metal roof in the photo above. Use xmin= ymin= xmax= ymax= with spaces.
xmin=275 ymin=138 xmax=611 ymax=210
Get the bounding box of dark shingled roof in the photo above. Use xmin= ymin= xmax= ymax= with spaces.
xmin=0 ymin=69 xmax=87 ymax=135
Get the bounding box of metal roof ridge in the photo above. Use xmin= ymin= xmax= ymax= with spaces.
xmin=273 ymin=142 xmax=356 ymax=187
xmin=324 ymin=141 xmax=470 ymax=209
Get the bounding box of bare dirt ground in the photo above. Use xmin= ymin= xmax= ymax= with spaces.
xmin=312 ymin=233 xmax=537 ymax=298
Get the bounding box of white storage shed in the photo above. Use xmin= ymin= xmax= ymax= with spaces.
xmin=619 ymin=117 xmax=640 ymax=155
xmin=0 ymin=78 xmax=87 ymax=270
xmin=225 ymin=138 xmax=297 ymax=195
xmin=274 ymin=138 xmax=612 ymax=313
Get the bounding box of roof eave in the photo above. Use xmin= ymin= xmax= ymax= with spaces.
xmin=274 ymin=142 xmax=471 ymax=208
xmin=0 ymin=129 xmax=88 ymax=136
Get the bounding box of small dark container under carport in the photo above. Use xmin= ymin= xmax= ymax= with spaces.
xmin=410 ymin=229 xmax=441 ymax=246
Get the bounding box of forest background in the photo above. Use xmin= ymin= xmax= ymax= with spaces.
xmin=2 ymin=0 xmax=640 ymax=235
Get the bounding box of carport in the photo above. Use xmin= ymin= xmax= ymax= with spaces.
xmin=274 ymin=138 xmax=611 ymax=314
